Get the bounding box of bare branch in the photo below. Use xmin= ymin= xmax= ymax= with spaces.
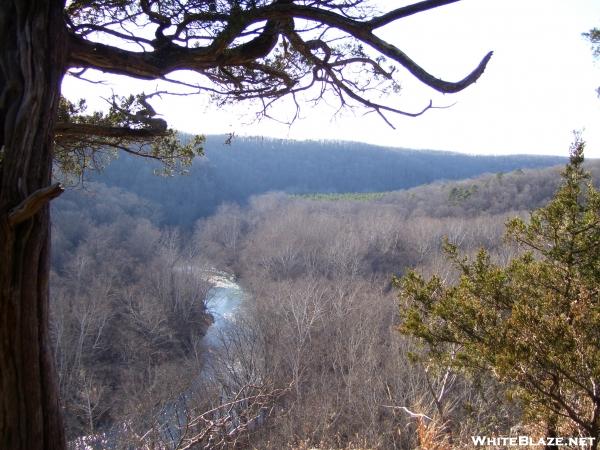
xmin=367 ymin=0 xmax=461 ymax=29
xmin=381 ymin=405 xmax=433 ymax=421
xmin=66 ymin=1 xmax=492 ymax=94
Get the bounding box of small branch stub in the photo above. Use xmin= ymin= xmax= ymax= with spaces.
xmin=8 ymin=183 xmax=65 ymax=227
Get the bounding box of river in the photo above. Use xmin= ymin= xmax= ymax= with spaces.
xmin=203 ymin=272 xmax=244 ymax=345
xmin=71 ymin=269 xmax=245 ymax=449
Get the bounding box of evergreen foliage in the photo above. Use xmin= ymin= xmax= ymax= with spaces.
xmin=292 ymin=192 xmax=387 ymax=201
xmin=397 ymin=138 xmax=600 ymax=442
xmin=55 ymin=96 xmax=204 ymax=180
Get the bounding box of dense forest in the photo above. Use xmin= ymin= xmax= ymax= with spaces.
xmin=49 ymin=142 xmax=600 ymax=448
xmin=84 ymin=135 xmax=565 ymax=225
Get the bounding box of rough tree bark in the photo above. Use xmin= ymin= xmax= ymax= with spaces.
xmin=0 ymin=1 xmax=67 ymax=449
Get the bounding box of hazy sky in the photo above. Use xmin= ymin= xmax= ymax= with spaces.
xmin=62 ymin=0 xmax=600 ymax=157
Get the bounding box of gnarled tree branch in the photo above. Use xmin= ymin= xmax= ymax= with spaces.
xmin=66 ymin=1 xmax=492 ymax=94
xmin=55 ymin=123 xmax=169 ymax=140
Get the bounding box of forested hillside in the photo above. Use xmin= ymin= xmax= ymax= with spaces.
xmin=51 ymin=185 xmax=213 ymax=442
xmin=87 ymin=136 xmax=565 ymax=225
xmin=50 ymin=157 xmax=600 ymax=448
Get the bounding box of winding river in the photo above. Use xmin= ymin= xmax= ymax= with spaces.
xmin=203 ymin=272 xmax=244 ymax=345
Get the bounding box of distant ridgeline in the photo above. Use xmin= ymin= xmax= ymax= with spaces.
xmin=84 ymin=134 xmax=565 ymax=226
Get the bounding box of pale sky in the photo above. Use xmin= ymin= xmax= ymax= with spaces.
xmin=62 ymin=0 xmax=600 ymax=157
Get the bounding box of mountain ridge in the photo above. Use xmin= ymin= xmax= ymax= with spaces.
xmin=85 ymin=134 xmax=567 ymax=225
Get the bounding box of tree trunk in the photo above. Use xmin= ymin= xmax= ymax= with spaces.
xmin=0 ymin=1 xmax=67 ymax=449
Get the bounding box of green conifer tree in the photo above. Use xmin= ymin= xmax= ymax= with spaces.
xmin=397 ymin=137 xmax=600 ymax=446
